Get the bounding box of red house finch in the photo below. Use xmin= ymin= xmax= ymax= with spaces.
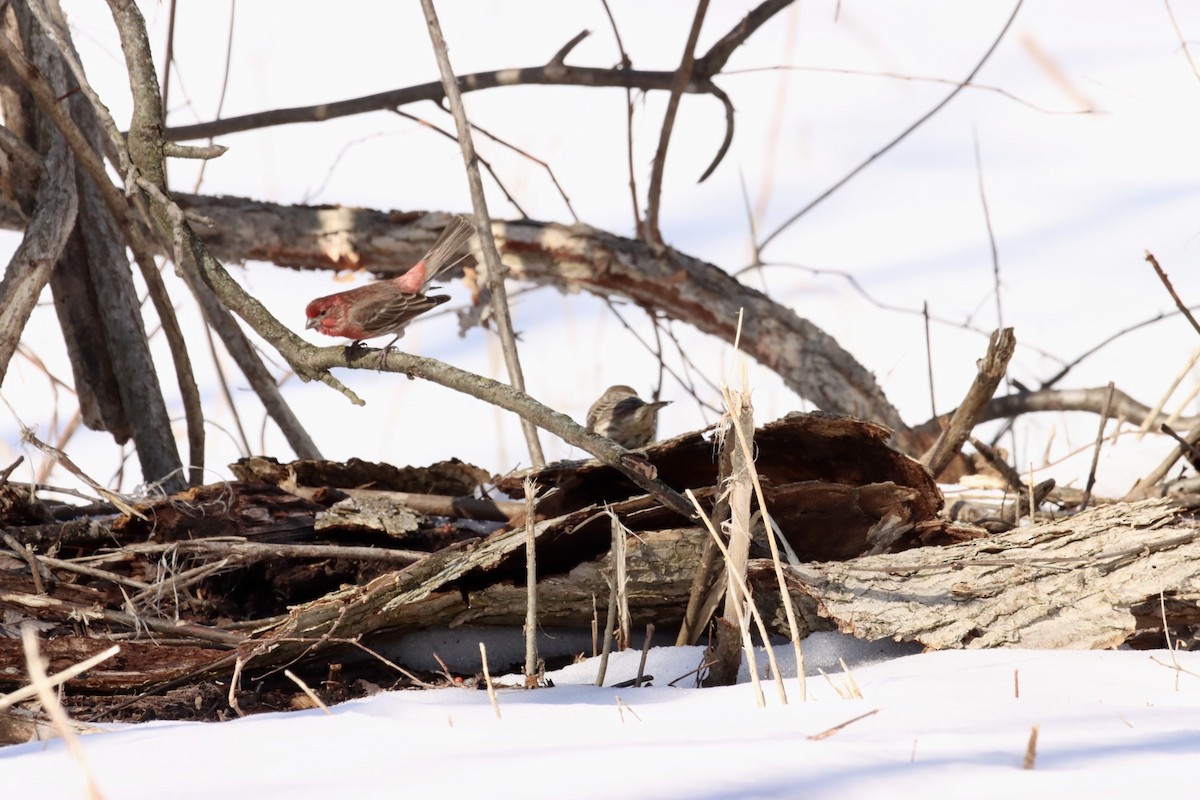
xmin=305 ymin=215 xmax=474 ymax=359
xmin=586 ymin=385 xmax=671 ymax=449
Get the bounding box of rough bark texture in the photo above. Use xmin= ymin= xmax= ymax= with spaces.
xmin=760 ymin=497 xmax=1199 ymax=649
xmin=168 ymin=195 xmax=906 ymax=436
xmin=0 ymin=4 xmax=186 ymax=490
xmin=0 ymin=10 xmax=77 ymax=381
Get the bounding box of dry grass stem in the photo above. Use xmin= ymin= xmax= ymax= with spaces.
xmin=837 ymin=658 xmax=863 ymax=700
xmin=1023 ymin=725 xmax=1039 ymax=769
xmin=807 ymin=708 xmax=880 ymax=741
xmin=685 ymin=489 xmax=776 ymax=706
xmin=479 ymin=642 xmax=501 ymax=719
xmin=1159 ymin=589 xmax=1184 ymax=691
xmin=284 ymin=669 xmax=331 ymax=716
xmin=1137 ymin=347 xmax=1200 ymax=439
xmin=21 ymin=624 xmax=106 ymax=799
xmin=0 ymin=643 xmax=119 ymax=712
xmin=611 ymin=510 xmax=632 ymax=649
xmin=1028 ymin=463 xmax=1036 ymax=524
xmin=924 ymin=300 xmax=937 ymax=422
xmin=722 ymin=382 xmax=806 ymax=701
xmin=1163 ymin=381 xmax=1200 ymax=433
xmin=818 ymin=668 xmax=847 ymax=700
xmin=228 ymin=656 xmax=246 ymax=717
xmin=614 ymin=695 xmax=642 ymax=723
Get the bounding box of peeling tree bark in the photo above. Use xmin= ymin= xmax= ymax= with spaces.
xmin=166 ymin=195 xmax=907 ymax=437
xmin=759 ymin=498 xmax=1200 ymax=650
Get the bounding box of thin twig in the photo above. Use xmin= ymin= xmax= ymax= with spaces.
xmin=0 ymin=532 xmax=49 ymax=594
xmin=523 ymin=477 xmax=539 ymax=687
xmin=1164 ymin=0 xmax=1200 ymax=84
xmin=391 ymin=109 xmax=529 ymax=218
xmin=1160 ymin=423 xmax=1200 ymax=471
xmin=603 ymin=299 xmax=722 ymax=416
xmin=759 ymin=0 xmax=1025 ymax=250
xmin=724 ymin=63 xmax=1093 ymax=115
xmin=1080 ymin=381 xmax=1116 ymax=510
xmin=599 ymin=0 xmax=641 ymax=231
xmin=924 ymin=301 xmax=937 ymax=423
xmin=192 ymin=0 xmax=237 ymax=193
xmin=1146 ymin=251 xmax=1200 ymax=339
xmin=595 ymin=511 xmax=622 ymax=687
xmin=634 ymin=623 xmax=654 ymax=688
xmin=124 ymin=539 xmax=428 ymax=566
xmin=435 ymin=103 xmax=579 ymax=222
xmin=419 ymin=0 xmax=545 ymax=468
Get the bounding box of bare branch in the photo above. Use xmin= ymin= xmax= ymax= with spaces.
xmin=419 ymin=0 xmax=546 ymax=468
xmin=693 ymin=0 xmax=796 ymax=77
xmin=643 ymin=0 xmax=709 ymax=245
xmin=161 ymin=46 xmax=726 ymax=143
xmin=104 ymin=0 xmax=356 ymax=429
xmin=919 ymin=385 xmax=1200 ymax=435
xmin=160 ymin=198 xmax=906 ymax=436
xmin=299 ymin=344 xmax=695 ymax=519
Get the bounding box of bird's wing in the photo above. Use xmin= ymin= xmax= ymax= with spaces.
xmin=348 ymin=291 xmax=451 ymax=337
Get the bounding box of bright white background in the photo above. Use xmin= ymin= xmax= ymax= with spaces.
xmin=1 ymin=0 xmax=1197 ymax=495
xmin=2 ymin=3 xmax=1200 ymax=796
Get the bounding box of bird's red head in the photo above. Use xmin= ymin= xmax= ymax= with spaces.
xmin=305 ymin=295 xmax=343 ymax=334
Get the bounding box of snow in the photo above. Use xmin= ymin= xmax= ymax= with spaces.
xmin=3 ymin=639 xmax=1199 ymax=798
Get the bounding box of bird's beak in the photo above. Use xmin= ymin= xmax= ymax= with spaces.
xmin=305 ymin=317 xmax=319 ymax=330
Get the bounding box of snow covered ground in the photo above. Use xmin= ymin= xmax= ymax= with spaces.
xmin=3 ymin=636 xmax=1199 ymax=798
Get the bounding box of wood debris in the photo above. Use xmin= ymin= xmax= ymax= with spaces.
xmin=1 ymin=411 xmax=1195 ymax=731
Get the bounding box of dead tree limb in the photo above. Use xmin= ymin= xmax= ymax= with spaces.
xmin=761 ymin=497 xmax=1199 ymax=650
xmin=920 ymin=328 xmax=1015 ymax=478
xmin=158 ymin=198 xmax=909 ymax=438
xmin=0 ymin=18 xmax=77 ymax=382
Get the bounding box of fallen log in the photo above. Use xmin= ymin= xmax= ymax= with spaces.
xmin=756 ymin=497 xmax=1200 ymax=649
